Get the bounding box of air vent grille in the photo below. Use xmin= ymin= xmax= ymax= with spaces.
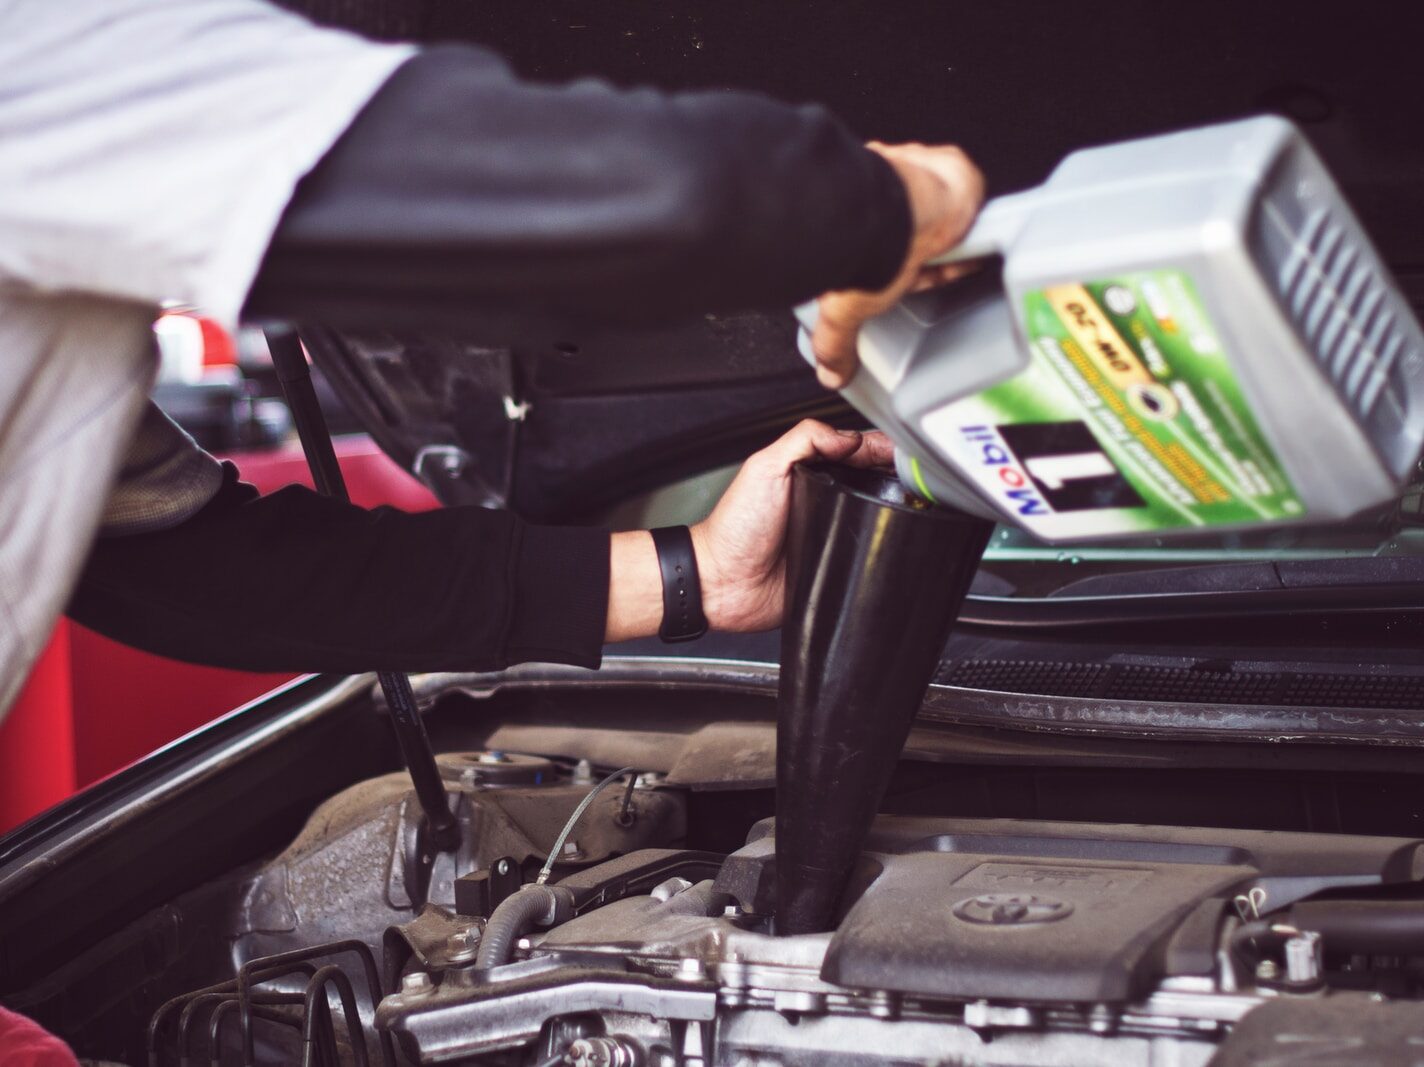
xmin=1275 ymin=205 xmax=1412 ymax=419
xmin=935 ymin=659 xmax=1109 ymax=698
xmin=939 ymin=658 xmax=1424 ymax=711
xmin=1253 ymin=194 xmax=1423 ymax=469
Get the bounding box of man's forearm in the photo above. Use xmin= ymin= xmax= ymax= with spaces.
xmin=67 ymin=468 xmax=612 ymax=674
xmin=71 ymin=478 xmax=694 ymax=669
xmin=244 ymin=44 xmax=912 ymax=331
xmin=605 ymin=531 xmax=662 ymax=645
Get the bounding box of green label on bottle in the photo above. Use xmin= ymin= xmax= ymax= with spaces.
xmin=919 ymin=270 xmax=1303 ymax=539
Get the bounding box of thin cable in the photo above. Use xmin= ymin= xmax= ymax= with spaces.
xmin=617 ymin=771 xmax=638 ymax=824
xmin=537 ymin=767 xmax=638 ymax=885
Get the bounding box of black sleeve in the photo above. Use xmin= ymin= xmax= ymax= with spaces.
xmin=66 ymin=464 xmax=610 ymax=674
xmin=243 ymin=44 xmax=912 ymax=332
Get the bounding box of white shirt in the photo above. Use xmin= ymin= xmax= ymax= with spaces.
xmin=0 ymin=0 xmax=414 ymax=718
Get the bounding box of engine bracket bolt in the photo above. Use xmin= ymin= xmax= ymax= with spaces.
xmin=400 ymin=972 xmax=434 ymax=997
xmin=677 ymin=957 xmax=706 ymax=981
xmin=866 ymin=990 xmax=899 ymax=1020
xmin=773 ymin=989 xmax=827 ymax=1016
xmin=445 ymin=927 xmax=482 ymax=965
xmin=568 ymin=1036 xmax=640 ymax=1067
xmin=1087 ymin=1003 xmax=1116 ymax=1034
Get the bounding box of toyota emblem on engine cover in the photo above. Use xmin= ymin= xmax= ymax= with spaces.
xmin=953 ymin=894 xmax=1074 ymax=926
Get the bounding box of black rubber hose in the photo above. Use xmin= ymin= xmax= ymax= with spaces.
xmin=1289 ymin=900 xmax=1424 ymax=955
xmin=476 ymin=886 xmax=562 ymax=969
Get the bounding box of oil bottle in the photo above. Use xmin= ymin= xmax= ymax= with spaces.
xmin=798 ymin=117 xmax=1424 ymax=541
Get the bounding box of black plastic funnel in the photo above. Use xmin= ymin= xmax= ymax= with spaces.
xmin=775 ymin=462 xmax=993 ymax=935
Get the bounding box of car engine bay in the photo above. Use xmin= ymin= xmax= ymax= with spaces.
xmin=9 ymin=461 xmax=1424 ymax=1066
xmin=9 ymin=4 xmax=1424 ymax=1061
xmin=5 ymin=719 xmax=1422 ymax=1067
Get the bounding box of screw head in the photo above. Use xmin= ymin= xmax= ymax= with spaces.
xmin=445 ymin=928 xmax=481 ymax=964
xmin=568 ymin=1038 xmax=607 ymax=1067
xmin=1255 ymin=959 xmax=1280 ymax=983
xmin=400 ymin=972 xmax=434 ymax=996
xmin=677 ymin=957 xmax=706 ymax=980
xmin=866 ymin=990 xmax=899 ymax=1020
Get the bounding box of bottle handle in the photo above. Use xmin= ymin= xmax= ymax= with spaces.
xmin=928 ymin=191 xmax=1032 ymax=266
xmin=791 ymin=189 xmax=1032 ymax=343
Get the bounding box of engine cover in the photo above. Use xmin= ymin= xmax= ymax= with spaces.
xmin=376 ymin=815 xmax=1424 ymax=1065
xmin=816 ymin=815 xmax=1421 ymax=1002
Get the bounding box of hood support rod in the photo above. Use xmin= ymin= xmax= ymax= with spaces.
xmin=265 ymin=327 xmax=461 ymax=876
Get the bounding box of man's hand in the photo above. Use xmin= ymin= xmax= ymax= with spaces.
xmin=811 ymin=143 xmax=985 ymax=389
xmin=604 ymin=420 xmax=894 ymax=642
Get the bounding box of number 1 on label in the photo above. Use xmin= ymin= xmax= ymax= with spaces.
xmin=1024 ymin=451 xmax=1116 ymax=490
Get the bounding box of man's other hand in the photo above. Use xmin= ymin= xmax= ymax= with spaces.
xmin=604 ymin=420 xmax=894 ymax=642
xmin=810 ymin=143 xmax=985 ymax=389
xmin=694 ymin=419 xmax=893 ymax=632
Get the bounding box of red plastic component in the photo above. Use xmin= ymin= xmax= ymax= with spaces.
xmin=65 ymin=625 xmax=293 ymax=791
xmin=228 ymin=435 xmax=440 ymax=512
xmin=0 ymin=630 xmax=77 ymax=831
xmin=0 ymin=1005 xmax=80 ymax=1066
xmin=197 ymin=316 xmax=237 ymax=367
xmin=0 ymin=436 xmax=440 ymax=833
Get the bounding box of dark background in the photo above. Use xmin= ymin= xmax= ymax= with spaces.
xmin=287 ymin=0 xmax=1424 ymax=286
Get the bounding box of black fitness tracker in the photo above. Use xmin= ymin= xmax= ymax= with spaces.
xmin=650 ymin=525 xmax=708 ymax=643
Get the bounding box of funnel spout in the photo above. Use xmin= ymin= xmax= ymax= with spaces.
xmin=774 ymin=463 xmax=992 ymax=936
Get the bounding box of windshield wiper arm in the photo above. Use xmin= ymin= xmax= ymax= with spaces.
xmin=960 ymin=555 xmax=1424 ymax=628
